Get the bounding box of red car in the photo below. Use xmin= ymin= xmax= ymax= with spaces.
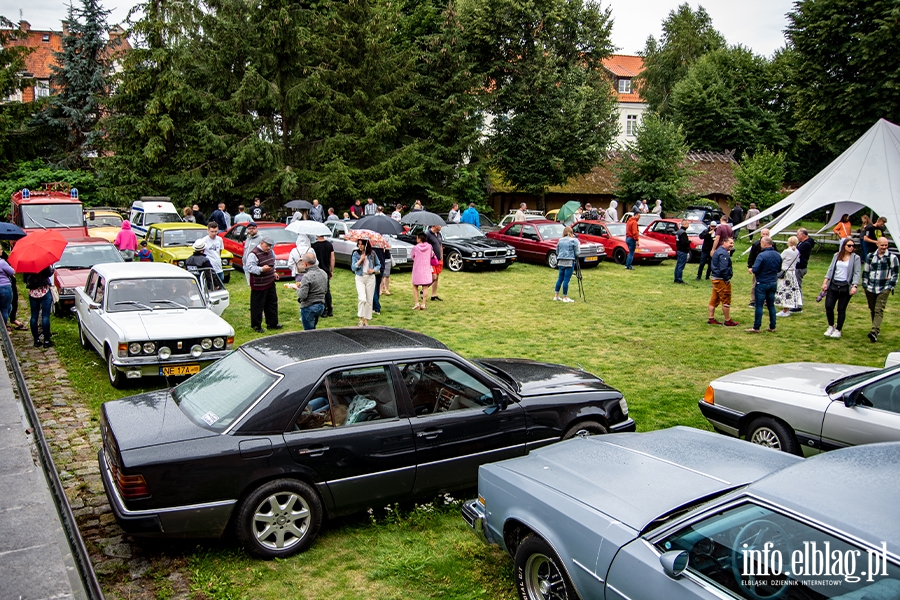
xmin=572 ymin=220 xmax=675 ymax=265
xmin=486 ymin=219 xmax=604 ymax=268
xmin=642 ymin=218 xmax=707 ymax=261
xmin=220 ymin=221 xmax=297 ymax=279
xmin=52 ymin=238 xmax=124 ymax=316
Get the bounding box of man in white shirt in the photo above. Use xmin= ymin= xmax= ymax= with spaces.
xmin=448 ymin=203 xmax=461 ymax=223
xmin=203 ymin=222 xmax=225 ymax=283
xmin=514 ymin=203 xmax=527 ymax=222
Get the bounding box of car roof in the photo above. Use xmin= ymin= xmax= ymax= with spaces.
xmin=487 ymin=427 xmax=801 ymax=532
xmin=149 ymin=223 xmax=205 ymax=231
xmin=747 ymin=442 xmax=900 ymax=555
xmin=92 ymin=262 xmax=198 ymax=279
xmin=240 ymin=327 xmax=449 ymax=371
xmin=63 ymin=237 xmax=113 ymax=245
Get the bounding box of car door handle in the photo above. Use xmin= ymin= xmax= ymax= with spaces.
xmin=295 ymin=445 xmax=329 ymax=457
xmin=417 ymin=429 xmax=443 ymax=439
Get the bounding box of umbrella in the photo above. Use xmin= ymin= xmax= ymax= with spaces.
xmin=345 ymin=228 xmax=389 ymax=249
xmin=351 ymin=215 xmax=403 ymax=235
xmin=401 ymin=211 xmax=446 ymax=227
xmin=285 ymin=220 xmax=331 ymax=236
xmin=0 ymin=222 xmax=26 ymax=241
xmin=557 ymin=201 xmax=581 ymax=225
xmin=8 ymin=229 xmax=67 ymax=272
xmin=284 ymin=199 xmax=313 ymax=210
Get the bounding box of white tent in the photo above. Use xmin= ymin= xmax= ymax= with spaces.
xmin=734 ymin=118 xmax=900 ymax=242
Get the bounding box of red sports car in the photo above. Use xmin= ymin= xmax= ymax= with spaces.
xmin=220 ymin=221 xmax=298 ymax=279
xmin=486 ymin=219 xmax=604 ymax=268
xmin=642 ymin=218 xmax=707 ymax=261
xmin=572 ymin=220 xmax=675 ymax=265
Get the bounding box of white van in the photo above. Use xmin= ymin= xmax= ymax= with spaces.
xmin=130 ymin=197 xmax=182 ymax=236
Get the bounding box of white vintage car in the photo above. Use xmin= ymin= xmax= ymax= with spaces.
xmin=74 ymin=263 xmax=234 ymax=388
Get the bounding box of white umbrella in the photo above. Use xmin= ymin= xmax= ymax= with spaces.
xmin=286 ymin=220 xmax=331 ymax=236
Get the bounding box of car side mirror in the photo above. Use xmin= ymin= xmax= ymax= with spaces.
xmin=88 ymin=211 xmax=95 ymax=220
xmin=843 ymin=389 xmax=861 ymax=408
xmin=659 ymin=550 xmax=689 ymax=579
xmin=491 ymin=388 xmax=509 ymax=411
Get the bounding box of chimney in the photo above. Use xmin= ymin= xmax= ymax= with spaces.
xmin=19 ymin=20 xmax=31 ymax=32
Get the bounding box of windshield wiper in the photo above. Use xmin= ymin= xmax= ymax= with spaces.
xmin=25 ymin=214 xmax=47 ymax=230
xmin=151 ymin=298 xmax=189 ymax=309
xmin=114 ymin=300 xmax=153 ymax=311
xmin=45 ymin=217 xmax=72 ymax=229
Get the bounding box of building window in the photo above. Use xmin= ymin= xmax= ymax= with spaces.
xmin=626 ymin=114 xmax=638 ymax=136
xmin=42 ymin=33 xmax=50 ymax=42
xmin=35 ymin=81 xmax=50 ymax=99
xmin=618 ymin=78 xmax=632 ymax=94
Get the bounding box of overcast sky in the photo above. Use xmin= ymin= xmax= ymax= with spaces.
xmin=12 ymin=0 xmax=794 ymax=58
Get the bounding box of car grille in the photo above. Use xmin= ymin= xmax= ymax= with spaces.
xmin=579 ymin=244 xmax=602 ymax=257
xmin=483 ymin=249 xmax=507 ymax=258
xmin=156 ymin=338 xmax=211 ymax=355
xmin=391 ymin=247 xmax=409 ymax=261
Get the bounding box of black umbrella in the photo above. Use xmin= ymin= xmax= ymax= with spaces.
xmin=0 ymin=222 xmax=25 ymax=240
xmin=351 ymin=215 xmax=404 ymax=235
xmin=401 ymin=211 xmax=446 ymax=227
xmin=285 ymin=199 xmax=313 ymax=210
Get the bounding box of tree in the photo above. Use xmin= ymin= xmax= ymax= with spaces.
xmin=732 ymin=147 xmax=786 ymax=211
xmin=786 ymin=0 xmax=900 ymax=155
xmin=45 ymin=0 xmax=112 ymax=167
xmin=636 ymin=3 xmax=725 ymax=116
xmin=460 ymin=0 xmax=618 ymax=209
xmin=669 ymin=46 xmax=787 ymax=154
xmin=615 ymin=113 xmax=691 ymax=211
xmin=0 ymin=17 xmax=36 ymax=171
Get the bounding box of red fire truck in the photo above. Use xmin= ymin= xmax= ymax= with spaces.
xmin=10 ymin=183 xmax=90 ymax=241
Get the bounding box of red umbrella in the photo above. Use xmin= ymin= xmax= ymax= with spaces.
xmin=345 ymin=228 xmax=389 ymax=249
xmin=8 ymin=230 xmax=68 ymax=273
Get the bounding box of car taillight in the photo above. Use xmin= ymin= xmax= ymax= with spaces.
xmin=109 ymin=459 xmax=150 ymax=500
xmin=703 ymin=386 xmax=715 ymax=404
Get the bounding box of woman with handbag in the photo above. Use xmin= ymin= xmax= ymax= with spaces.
xmin=351 ymin=239 xmax=380 ymax=326
xmin=821 ymin=238 xmax=861 ymax=339
xmin=832 ymin=214 xmax=852 ymax=239
xmin=553 ymin=227 xmax=580 ymax=303
xmin=775 ymin=236 xmax=802 ymax=317
xmin=24 ymin=266 xmax=54 ymax=348
xmin=410 ymin=233 xmax=435 ymax=311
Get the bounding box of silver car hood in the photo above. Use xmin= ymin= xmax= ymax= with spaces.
xmin=715 ymin=362 xmax=874 ymax=395
xmin=106 ymin=309 xmax=233 ymax=340
xmin=492 ymin=427 xmax=800 ymax=531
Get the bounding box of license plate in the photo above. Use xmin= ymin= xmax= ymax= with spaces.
xmin=584 ymin=256 xmax=598 ymax=262
xmin=490 ymin=258 xmax=506 ymax=264
xmin=393 ymin=258 xmax=407 ymax=264
xmin=161 ymin=364 xmax=200 ymax=377
xmin=655 ymin=253 xmax=668 ymax=258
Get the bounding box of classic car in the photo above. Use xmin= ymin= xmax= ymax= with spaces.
xmin=74 ymin=263 xmax=234 ymax=388
xmin=220 ymin=221 xmax=298 ymax=278
xmin=324 ymin=220 xmax=412 ymax=270
xmin=98 ymin=327 xmax=635 ymax=558
xmin=573 ymin=220 xmax=675 ymax=265
xmin=496 ymin=210 xmax=546 ymax=229
xmin=643 ymin=218 xmax=707 ymax=261
xmin=487 ymin=220 xmax=604 ymax=268
xmin=84 ymin=208 xmax=125 ymax=242
xmin=442 ymin=211 xmax=497 ymax=233
xmin=399 ymin=223 xmax=516 ymax=272
xmin=464 ymin=427 xmax=900 ymax=600
xmin=144 ymin=222 xmax=234 ymax=282
xmin=53 ymin=238 xmax=124 ymax=316
xmin=129 ymin=197 xmax=183 ymax=237
xmin=676 ymin=204 xmax=724 ymax=224
xmin=699 ymin=362 xmax=900 ymax=455
xmin=621 ymin=211 xmax=661 ymax=230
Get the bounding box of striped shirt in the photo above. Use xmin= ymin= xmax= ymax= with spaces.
xmin=863 ymin=251 xmax=900 ymax=294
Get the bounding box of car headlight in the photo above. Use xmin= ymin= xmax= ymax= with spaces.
xmin=158 ymin=346 xmax=172 ymax=360
xmin=200 ymin=338 xmax=213 ymax=350
xmin=275 ymin=259 xmax=288 ymax=267
xmin=213 ymin=337 xmax=225 ymax=349
xmin=619 ymin=397 xmax=629 ymax=416
xmin=143 ymin=342 xmax=156 ymax=354
xmin=176 ymin=260 xmax=185 ymax=267
xmin=222 ymin=258 xmax=231 ymax=266
xmin=476 ymin=251 xmax=483 ymax=257
xmin=129 ymin=342 xmax=142 ymax=355
xmin=190 ymin=344 xmax=203 ymax=358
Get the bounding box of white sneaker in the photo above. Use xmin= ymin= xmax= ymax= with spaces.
xmin=824 ymin=326 xmax=835 ymax=337
xmin=830 ymin=329 xmax=842 ymax=339
xmin=562 ymin=297 xmax=575 ymax=303
xmin=776 ymin=310 xmax=791 ymax=317
xmin=553 ymin=296 xmax=560 ymax=301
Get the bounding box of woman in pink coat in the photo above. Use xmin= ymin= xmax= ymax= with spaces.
xmin=113 ymin=220 xmax=138 ymax=261
xmin=409 ymin=232 xmax=435 ymax=310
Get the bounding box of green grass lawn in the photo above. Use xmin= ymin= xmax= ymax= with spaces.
xmin=43 ymin=234 xmax=894 ymax=599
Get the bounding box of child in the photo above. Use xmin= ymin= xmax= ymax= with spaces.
xmin=410 ymin=232 xmax=435 ymax=310
xmin=136 ymin=240 xmax=154 ymax=262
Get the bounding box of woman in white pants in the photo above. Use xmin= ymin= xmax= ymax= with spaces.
xmin=351 ymin=239 xmax=381 ymax=326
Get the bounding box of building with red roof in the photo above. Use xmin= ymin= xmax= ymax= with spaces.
xmin=601 ymin=54 xmax=648 ymax=148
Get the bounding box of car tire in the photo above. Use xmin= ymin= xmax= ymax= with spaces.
xmin=446 ymin=250 xmax=464 ymax=272
xmin=106 ymin=349 xmax=125 ymax=389
xmin=561 ymin=420 xmax=608 ymax=440
xmin=54 ymin=301 xmax=66 ymax=318
xmin=613 ymin=248 xmax=627 ymax=265
xmin=546 ymin=251 xmax=558 ymax=269
xmin=223 ymin=272 xmax=231 ymax=284
xmin=236 ymin=479 xmax=323 ymax=559
xmin=514 ymin=535 xmax=577 ymax=600
xmin=746 ymin=417 xmax=799 ymax=455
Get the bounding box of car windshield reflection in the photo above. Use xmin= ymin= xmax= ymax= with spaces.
xmin=107 ymin=278 xmax=206 ymax=311
xmin=441 ymin=224 xmax=485 ymax=240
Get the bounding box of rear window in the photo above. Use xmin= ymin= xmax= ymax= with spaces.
xmin=173 ymin=350 xmax=279 ymax=432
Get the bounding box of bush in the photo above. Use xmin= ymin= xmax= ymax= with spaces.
xmin=0 ymin=160 xmax=101 ymax=217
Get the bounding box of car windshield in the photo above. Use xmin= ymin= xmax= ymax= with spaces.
xmin=441 ymin=224 xmax=484 ymax=240
xmin=21 ymin=204 xmax=84 ymax=228
xmin=686 ymin=222 xmax=707 ymax=235
xmin=107 ymin=277 xmax=206 ymax=311
xmin=162 ymin=229 xmax=208 ymax=248
xmin=145 ymin=213 xmax=182 ymax=226
xmin=827 ymin=365 xmax=899 ymax=394
xmin=172 ymin=349 xmax=279 ymax=432
xmin=263 ymin=228 xmax=301 ymax=244
xmin=87 ymin=215 xmax=123 ymax=228
xmin=606 ymin=223 xmax=627 ymax=236
xmin=536 ymin=223 xmax=564 ymax=240
xmin=679 ymin=209 xmax=711 ymax=221
xmin=55 ymin=244 xmax=124 ymax=269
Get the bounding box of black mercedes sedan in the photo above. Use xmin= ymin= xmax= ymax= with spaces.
xmin=400 ymin=223 xmax=517 ymax=272
xmin=99 ymin=327 xmax=634 ymax=558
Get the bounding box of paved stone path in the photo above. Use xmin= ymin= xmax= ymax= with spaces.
xmin=11 ymin=328 xmax=192 ymax=600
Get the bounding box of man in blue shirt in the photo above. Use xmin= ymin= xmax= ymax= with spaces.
xmin=748 ymin=236 xmax=782 ymax=333
xmin=460 ymin=203 xmax=480 ymax=229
